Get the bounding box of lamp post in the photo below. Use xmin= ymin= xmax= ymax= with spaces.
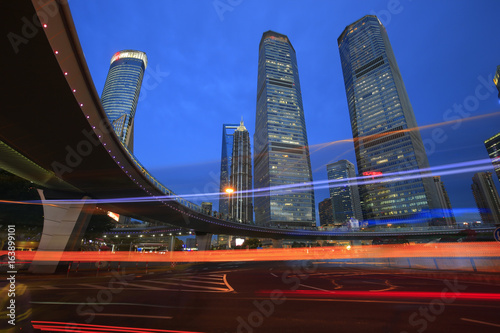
xmin=225 ymin=187 xmax=234 ymax=221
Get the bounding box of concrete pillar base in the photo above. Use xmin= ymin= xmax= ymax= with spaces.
xmin=29 ymin=190 xmax=93 ymax=274
xmin=196 ymin=232 xmax=212 ymax=251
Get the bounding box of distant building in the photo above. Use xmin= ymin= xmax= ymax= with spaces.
xmin=219 ymin=124 xmax=239 ymax=215
xmin=201 ymin=202 xmax=213 ymax=216
xmin=185 ymin=238 xmax=197 ymax=249
xmin=326 ymin=160 xmax=362 ymax=226
xmin=494 ymin=65 xmax=500 ymax=98
xmin=101 ymin=50 xmax=147 ymax=152
xmin=338 ymin=15 xmax=439 ymax=226
xmin=229 ymin=119 xmax=253 ymax=223
xmin=431 ymin=176 xmax=456 ymax=226
xmin=318 ymin=198 xmax=334 ymax=226
xmin=485 ymin=132 xmax=500 ymax=182
xmin=254 ymin=30 xmax=315 ymax=228
xmin=471 ymin=172 xmax=500 ymax=226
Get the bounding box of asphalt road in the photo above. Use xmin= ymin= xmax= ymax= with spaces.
xmin=12 ymin=261 xmax=500 ymax=333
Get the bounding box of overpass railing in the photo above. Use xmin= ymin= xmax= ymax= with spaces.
xmin=121 ymin=144 xmax=202 ymax=213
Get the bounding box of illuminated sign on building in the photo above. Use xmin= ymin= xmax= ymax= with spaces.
xmin=362 ymin=171 xmax=383 ymax=177
xmin=107 ymin=211 xmax=120 ymax=222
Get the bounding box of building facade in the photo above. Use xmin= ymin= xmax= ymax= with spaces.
xmin=431 ymin=176 xmax=456 ymax=226
xmin=485 ymin=132 xmax=500 ymax=182
xmin=326 ymin=160 xmax=362 ymax=226
xmin=101 ymin=50 xmax=147 ymax=152
xmin=254 ymin=31 xmax=315 ymax=228
xmin=338 ymin=15 xmax=439 ymax=226
xmin=229 ymin=120 xmax=253 ymax=223
xmin=219 ymin=123 xmax=239 ymax=215
xmin=318 ymin=198 xmax=334 ymax=226
xmin=201 ymin=202 xmax=213 ymax=216
xmin=494 ymin=65 xmax=500 ymax=98
xmin=471 ymin=172 xmax=500 ymax=226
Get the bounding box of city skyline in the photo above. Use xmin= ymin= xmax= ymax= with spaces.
xmin=69 ymin=1 xmax=500 ymax=224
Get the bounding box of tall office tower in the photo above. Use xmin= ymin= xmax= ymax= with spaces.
xmin=338 ymin=15 xmax=439 ymax=226
xmin=471 ymin=172 xmax=500 ymax=225
xmin=494 ymin=65 xmax=500 ymax=98
xmin=431 ymin=176 xmax=456 ymax=226
xmin=219 ymin=123 xmax=239 ymax=215
xmin=254 ymin=31 xmax=315 ymax=228
xmin=326 ymin=160 xmax=362 ymax=226
xmin=229 ymin=119 xmax=253 ymax=223
xmin=101 ymin=50 xmax=147 ymax=152
xmin=318 ymin=198 xmax=334 ymax=226
xmin=485 ymin=132 xmax=500 ymax=182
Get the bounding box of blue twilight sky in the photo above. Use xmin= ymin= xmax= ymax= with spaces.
xmin=69 ymin=0 xmax=500 ymax=224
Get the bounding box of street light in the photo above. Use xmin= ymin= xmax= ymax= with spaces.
xmin=225 ymin=187 xmax=234 ymax=220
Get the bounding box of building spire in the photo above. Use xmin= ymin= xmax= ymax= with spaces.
xmin=237 ymin=117 xmax=247 ymax=131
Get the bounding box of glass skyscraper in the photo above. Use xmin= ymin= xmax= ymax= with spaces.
xmin=219 ymin=123 xmax=239 ymax=215
xmin=494 ymin=65 xmax=500 ymax=98
xmin=254 ymin=31 xmax=315 ymax=228
xmin=318 ymin=198 xmax=334 ymax=226
xmin=326 ymin=160 xmax=362 ymax=226
xmin=229 ymin=120 xmax=253 ymax=223
xmin=471 ymin=172 xmax=500 ymax=225
xmin=101 ymin=50 xmax=148 ymax=152
xmin=485 ymin=132 xmax=500 ymax=182
xmin=338 ymin=15 xmax=439 ymax=226
xmin=431 ymin=176 xmax=456 ymax=226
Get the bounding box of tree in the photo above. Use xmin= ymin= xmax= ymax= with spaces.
xmin=242 ymin=238 xmax=262 ymax=249
xmin=174 ymin=237 xmax=184 ymax=251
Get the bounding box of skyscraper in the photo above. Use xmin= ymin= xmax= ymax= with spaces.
xmin=431 ymin=176 xmax=456 ymax=226
xmin=485 ymin=132 xmax=500 ymax=182
xmin=219 ymin=123 xmax=239 ymax=215
xmin=471 ymin=172 xmax=500 ymax=226
xmin=101 ymin=50 xmax=147 ymax=152
xmin=229 ymin=119 xmax=253 ymax=223
xmin=338 ymin=15 xmax=439 ymax=226
xmin=326 ymin=160 xmax=362 ymax=226
xmin=318 ymin=198 xmax=334 ymax=226
xmin=494 ymin=65 xmax=500 ymax=98
xmin=254 ymin=31 xmax=315 ymax=228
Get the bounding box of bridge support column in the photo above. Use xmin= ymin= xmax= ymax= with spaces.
xmin=272 ymin=239 xmax=283 ymax=248
xmin=29 ymin=190 xmax=94 ymax=274
xmin=196 ymin=232 xmax=212 ymax=251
